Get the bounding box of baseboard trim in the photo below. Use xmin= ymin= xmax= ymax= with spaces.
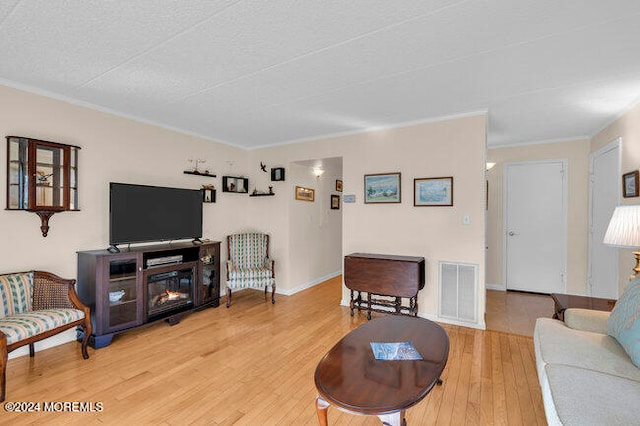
xmin=486 ymin=283 xmax=506 ymax=291
xmin=339 ymin=299 xmax=486 ymax=330
xmin=278 ymin=271 xmax=342 ymax=296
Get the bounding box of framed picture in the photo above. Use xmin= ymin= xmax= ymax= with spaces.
xmin=414 ymin=177 xmax=453 ymax=206
xmin=222 ymin=176 xmax=249 ymax=193
xmin=623 ymin=170 xmax=639 ymax=198
xmin=331 ymin=194 xmax=340 ymax=210
xmin=364 ymin=173 xmax=401 ymax=204
xmin=202 ymin=185 xmax=216 ymax=203
xmin=271 ymin=167 xmax=285 ymax=181
xmin=336 ymin=180 xmax=343 ymax=192
xmin=295 ymin=186 xmax=315 ymax=202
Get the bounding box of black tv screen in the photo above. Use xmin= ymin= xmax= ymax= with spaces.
xmin=109 ymin=183 xmax=203 ymax=245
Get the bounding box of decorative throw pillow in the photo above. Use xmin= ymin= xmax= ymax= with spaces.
xmin=608 ymin=277 xmax=640 ymax=367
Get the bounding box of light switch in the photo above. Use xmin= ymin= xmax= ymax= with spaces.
xmin=462 ymin=215 xmax=471 ymax=225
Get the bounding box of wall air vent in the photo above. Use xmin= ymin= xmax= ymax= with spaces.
xmin=439 ymin=261 xmax=477 ymax=323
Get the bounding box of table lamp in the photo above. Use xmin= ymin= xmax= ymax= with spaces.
xmin=603 ymin=205 xmax=640 ymax=280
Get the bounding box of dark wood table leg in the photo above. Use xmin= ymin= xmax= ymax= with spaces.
xmin=350 ymin=290 xmax=355 ymax=316
xmin=316 ymin=396 xmax=329 ymax=426
xmin=367 ymin=292 xmax=372 ymax=320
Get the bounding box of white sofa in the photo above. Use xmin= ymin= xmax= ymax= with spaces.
xmin=534 ymin=309 xmax=640 ymax=425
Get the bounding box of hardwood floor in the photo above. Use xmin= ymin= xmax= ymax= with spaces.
xmin=3 ymin=277 xmax=546 ymax=425
xmin=485 ymin=290 xmax=555 ymax=337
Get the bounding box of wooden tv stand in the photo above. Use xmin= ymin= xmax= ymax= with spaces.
xmin=77 ymin=240 xmax=220 ymax=348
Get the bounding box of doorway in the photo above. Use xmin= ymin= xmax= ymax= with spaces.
xmin=588 ymin=139 xmax=620 ymax=299
xmin=504 ymin=160 xmax=567 ymax=294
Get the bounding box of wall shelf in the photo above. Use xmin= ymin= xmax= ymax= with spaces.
xmin=183 ymin=171 xmax=216 ymax=178
xmin=250 ymin=193 xmax=275 ymax=197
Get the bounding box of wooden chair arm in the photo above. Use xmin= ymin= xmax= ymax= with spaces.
xmin=266 ymin=258 xmax=275 ymax=278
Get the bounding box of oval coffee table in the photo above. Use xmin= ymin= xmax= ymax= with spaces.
xmin=314 ymin=316 xmax=449 ymax=425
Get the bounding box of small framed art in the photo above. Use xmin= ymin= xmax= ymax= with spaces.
xmin=364 ymin=173 xmax=401 ymax=204
xmin=271 ymin=167 xmax=285 ymax=181
xmin=623 ymin=170 xmax=639 ymax=198
xmin=331 ymin=194 xmax=340 ymax=210
xmin=336 ymin=180 xmax=343 ymax=192
xmin=414 ymin=177 xmax=453 ymax=206
xmin=295 ymin=186 xmax=315 ymax=202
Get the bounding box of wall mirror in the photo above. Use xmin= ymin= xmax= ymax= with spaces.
xmin=6 ymin=136 xmax=80 ymax=236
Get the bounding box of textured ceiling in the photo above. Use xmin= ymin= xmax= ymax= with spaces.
xmin=1 ymin=0 xmax=640 ymax=149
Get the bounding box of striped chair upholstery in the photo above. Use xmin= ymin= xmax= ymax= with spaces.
xmin=226 ymin=233 xmax=275 ymax=307
xmin=0 ymin=272 xmax=34 ymax=318
xmin=0 ymin=308 xmax=85 ymax=345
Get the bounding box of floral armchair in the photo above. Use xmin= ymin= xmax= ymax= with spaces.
xmin=225 ymin=232 xmax=276 ymax=307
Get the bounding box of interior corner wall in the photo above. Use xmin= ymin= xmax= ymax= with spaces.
xmin=252 ymin=114 xmax=487 ymax=328
xmin=486 ymin=139 xmax=590 ymax=294
xmin=590 ymin=101 xmax=640 ymax=294
xmin=0 ymin=84 xmax=249 ymax=357
xmin=245 ymin=153 xmax=343 ymax=294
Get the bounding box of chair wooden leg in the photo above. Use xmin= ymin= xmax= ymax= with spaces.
xmin=226 ymin=287 xmax=232 ymax=308
xmin=271 ymin=283 xmax=276 ymax=304
xmin=29 ymin=343 xmax=35 ymax=357
xmin=264 ymin=285 xmax=268 ymax=301
xmin=0 ymin=333 xmax=7 ymax=402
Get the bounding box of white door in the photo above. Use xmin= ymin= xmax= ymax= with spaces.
xmin=504 ymin=161 xmax=567 ymax=293
xmin=589 ymin=139 xmax=620 ymax=299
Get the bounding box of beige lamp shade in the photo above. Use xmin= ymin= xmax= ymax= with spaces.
xmin=603 ymin=205 xmax=640 ymax=247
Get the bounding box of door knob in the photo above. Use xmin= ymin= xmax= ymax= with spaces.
xmin=508 ymin=231 xmax=518 ymax=236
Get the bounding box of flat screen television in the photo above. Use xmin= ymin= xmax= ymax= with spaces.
xmin=109 ymin=182 xmax=203 ymax=246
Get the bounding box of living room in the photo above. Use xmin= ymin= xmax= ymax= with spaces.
xmin=1 ymin=2 xmax=640 ymax=425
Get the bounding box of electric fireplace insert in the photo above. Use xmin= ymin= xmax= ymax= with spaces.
xmin=146 ymin=266 xmax=195 ymax=321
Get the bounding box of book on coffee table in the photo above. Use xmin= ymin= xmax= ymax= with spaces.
xmin=370 ymin=341 xmax=423 ymax=360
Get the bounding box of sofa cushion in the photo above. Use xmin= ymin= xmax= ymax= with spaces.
xmin=564 ymin=308 xmax=610 ymax=334
xmin=535 ymin=318 xmax=640 ymax=382
xmin=608 ymin=277 xmax=640 ymax=367
xmin=546 ymin=364 xmax=640 ymax=426
xmin=0 ymin=308 xmax=85 ymax=345
xmin=0 ymin=272 xmax=34 ymax=318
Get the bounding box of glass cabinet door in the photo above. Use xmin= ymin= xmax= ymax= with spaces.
xmin=7 ymin=137 xmax=28 ymax=209
xmin=32 ymin=142 xmax=65 ymax=209
xmin=107 ymin=257 xmax=141 ymax=331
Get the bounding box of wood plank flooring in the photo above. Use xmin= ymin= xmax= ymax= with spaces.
xmin=485 ymin=290 xmax=554 ymax=337
xmin=2 ymin=277 xmax=546 ymax=425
